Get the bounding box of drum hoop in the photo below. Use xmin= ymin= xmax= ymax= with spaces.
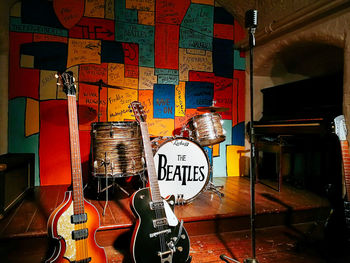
xmin=184 ymin=112 xmax=221 ymax=128
xmin=91 ymin=121 xmax=139 ymax=129
xmin=192 ymin=112 xmax=222 ymax=120
xmin=92 ymin=171 xmax=144 ymax=178
xmin=153 ymin=136 xmax=211 ymax=203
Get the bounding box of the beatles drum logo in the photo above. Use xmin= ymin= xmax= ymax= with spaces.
xmin=157 ymin=153 xmax=206 ymax=185
xmin=154 ymin=138 xmax=209 ymax=202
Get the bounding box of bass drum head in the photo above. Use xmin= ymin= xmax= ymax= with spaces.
xmin=153 ymin=137 xmax=210 ymax=203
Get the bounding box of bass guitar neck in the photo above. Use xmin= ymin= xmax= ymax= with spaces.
xmin=46 ymin=71 xmax=107 ymax=263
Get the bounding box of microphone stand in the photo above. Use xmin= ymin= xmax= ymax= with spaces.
xmin=218 ymin=10 xmax=259 ymax=263
xmin=244 ymin=11 xmax=259 ymax=263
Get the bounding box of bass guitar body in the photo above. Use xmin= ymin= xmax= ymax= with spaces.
xmin=131 ymin=188 xmax=191 ymax=263
xmin=46 ymin=191 xmax=107 ymax=263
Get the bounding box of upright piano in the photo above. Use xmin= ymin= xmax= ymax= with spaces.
xmin=253 ymin=73 xmax=343 ymax=193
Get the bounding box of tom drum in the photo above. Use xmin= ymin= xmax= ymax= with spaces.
xmin=186 ymin=113 xmax=226 ymax=146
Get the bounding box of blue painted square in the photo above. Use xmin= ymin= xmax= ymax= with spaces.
xmin=153 ymin=84 xmax=175 ymax=119
xmin=232 ymin=122 xmax=245 ymax=146
xmin=185 ymin=81 xmax=214 ymax=109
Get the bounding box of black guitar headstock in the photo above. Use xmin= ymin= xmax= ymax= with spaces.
xmin=130 ymin=101 xmax=147 ymax=123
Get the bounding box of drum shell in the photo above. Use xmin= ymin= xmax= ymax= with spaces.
xmin=187 ymin=113 xmax=225 ymax=146
xmin=91 ymin=121 xmax=144 ymax=177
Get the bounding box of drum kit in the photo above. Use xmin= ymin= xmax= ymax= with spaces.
xmin=83 ymin=80 xmax=228 ymax=211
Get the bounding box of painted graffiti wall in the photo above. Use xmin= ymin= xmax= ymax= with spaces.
xmin=8 ymin=0 xmax=246 ymax=186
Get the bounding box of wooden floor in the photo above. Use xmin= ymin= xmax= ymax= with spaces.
xmin=0 ymin=177 xmax=348 ymax=262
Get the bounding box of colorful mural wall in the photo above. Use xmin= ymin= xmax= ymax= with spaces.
xmin=8 ymin=0 xmax=246 ymax=186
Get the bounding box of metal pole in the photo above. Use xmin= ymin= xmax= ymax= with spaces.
xmin=244 ymin=9 xmax=259 ymax=263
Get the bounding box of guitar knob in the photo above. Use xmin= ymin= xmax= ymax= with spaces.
xmin=181 ymin=234 xmax=186 ymax=239
xmin=177 ymin=246 xmax=183 ymax=252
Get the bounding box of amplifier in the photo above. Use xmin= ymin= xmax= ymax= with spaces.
xmin=0 ymin=153 xmax=34 ymax=219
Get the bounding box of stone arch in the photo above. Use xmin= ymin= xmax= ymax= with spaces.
xmin=254 ymin=20 xmax=346 ymax=78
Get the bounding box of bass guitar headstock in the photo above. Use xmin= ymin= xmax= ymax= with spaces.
xmin=55 ymin=71 xmax=76 ymax=96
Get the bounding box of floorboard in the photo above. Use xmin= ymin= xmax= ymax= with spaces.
xmin=0 ymin=176 xmax=340 ymax=263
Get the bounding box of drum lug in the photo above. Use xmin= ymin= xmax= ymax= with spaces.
xmin=109 ymin=126 xmax=114 ymax=137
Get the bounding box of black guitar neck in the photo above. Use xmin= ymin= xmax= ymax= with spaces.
xmin=129 ymin=101 xmax=191 ymax=263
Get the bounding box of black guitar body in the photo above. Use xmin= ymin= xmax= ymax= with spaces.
xmin=131 ymin=188 xmax=191 ymax=263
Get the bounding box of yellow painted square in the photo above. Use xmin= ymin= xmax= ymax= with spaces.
xmin=10 ymin=2 xmax=21 ymax=17
xmin=107 ymin=88 xmax=137 ymax=121
xmin=213 ymin=143 xmax=220 ymax=157
xmin=67 ymin=39 xmax=101 ymax=68
xmin=139 ymin=67 xmax=157 ymax=90
xmin=20 ymin=55 xmax=34 ymax=68
xmin=25 ymin=98 xmax=39 ymax=136
xmin=138 ymin=11 xmax=154 ymax=26
xmin=108 ymin=63 xmax=125 ymax=87
xmin=84 ymin=0 xmax=105 ymax=18
xmin=40 ymin=70 xmax=58 ymax=100
xmin=175 ymin=82 xmax=185 ymax=117
xmin=227 ymin=145 xmax=245 ymax=177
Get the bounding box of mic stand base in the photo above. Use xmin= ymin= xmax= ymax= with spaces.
xmin=244 ymin=258 xmax=259 ymax=263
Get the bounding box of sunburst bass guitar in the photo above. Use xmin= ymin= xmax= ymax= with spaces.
xmin=130 ymin=101 xmax=191 ymax=263
xmin=46 ymin=71 xmax=107 ymax=263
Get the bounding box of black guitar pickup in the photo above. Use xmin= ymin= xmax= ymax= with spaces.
xmin=72 ymin=228 xmax=88 ymax=240
xmin=71 ymin=213 xmax=87 ymax=224
xmin=150 ymin=201 xmax=164 ymax=210
xmin=153 ymin=218 xmax=168 ymax=228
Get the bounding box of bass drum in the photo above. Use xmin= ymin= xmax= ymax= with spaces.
xmin=152 ymin=137 xmax=210 ymax=203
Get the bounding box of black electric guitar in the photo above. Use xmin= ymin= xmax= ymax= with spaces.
xmin=129 ymin=101 xmax=191 ymax=263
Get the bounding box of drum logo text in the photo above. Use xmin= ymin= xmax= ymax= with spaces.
xmin=172 ymin=140 xmax=189 ymax=147
xmin=157 ymin=154 xmax=205 ymax=185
